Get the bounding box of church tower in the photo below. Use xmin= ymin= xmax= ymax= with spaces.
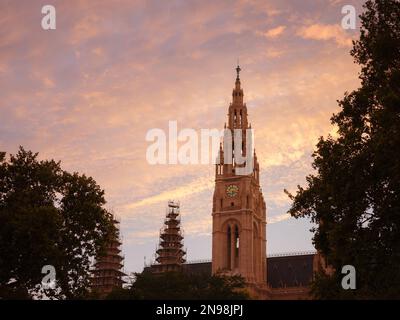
xmin=212 ymin=66 xmax=267 ymax=284
xmin=151 ymin=201 xmax=186 ymax=273
xmin=91 ymin=217 xmax=126 ymax=298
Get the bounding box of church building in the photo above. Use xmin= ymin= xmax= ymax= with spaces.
xmin=148 ymin=66 xmax=329 ymax=299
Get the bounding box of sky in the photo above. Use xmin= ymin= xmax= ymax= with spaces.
xmin=0 ymin=0 xmax=365 ymax=273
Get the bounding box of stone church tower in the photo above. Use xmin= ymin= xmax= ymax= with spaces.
xmin=212 ymin=66 xmax=267 ymax=285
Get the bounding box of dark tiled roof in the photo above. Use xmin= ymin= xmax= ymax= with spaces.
xmin=182 ymin=262 xmax=212 ymax=275
xmin=267 ymin=254 xmax=315 ymax=288
xmin=180 ymin=254 xmax=316 ymax=288
xmin=143 ymin=263 xmax=212 ymax=275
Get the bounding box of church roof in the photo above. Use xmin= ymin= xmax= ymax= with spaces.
xmin=182 ymin=261 xmax=212 ymax=275
xmin=179 ymin=253 xmax=316 ymax=288
xmin=267 ymin=253 xmax=315 ymax=288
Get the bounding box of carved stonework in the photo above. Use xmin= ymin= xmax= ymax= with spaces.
xmin=212 ymin=66 xmax=267 ymax=285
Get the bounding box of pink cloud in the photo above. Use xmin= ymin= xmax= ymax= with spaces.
xmin=0 ymin=0 xmax=365 ymax=273
xmin=297 ymin=23 xmax=353 ymax=47
xmin=259 ymin=25 xmax=286 ymax=39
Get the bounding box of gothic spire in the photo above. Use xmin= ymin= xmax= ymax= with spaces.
xmin=232 ymin=65 xmax=244 ymax=107
xmin=236 ymin=64 xmax=241 ymax=81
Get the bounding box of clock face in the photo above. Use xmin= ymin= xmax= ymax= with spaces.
xmin=226 ymin=184 xmax=239 ymax=198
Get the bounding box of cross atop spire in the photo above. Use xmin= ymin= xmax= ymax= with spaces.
xmin=236 ymin=64 xmax=241 ymax=81
xmin=232 ymin=64 xmax=244 ymax=106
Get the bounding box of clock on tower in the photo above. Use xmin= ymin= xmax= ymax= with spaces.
xmin=226 ymin=185 xmax=239 ymax=197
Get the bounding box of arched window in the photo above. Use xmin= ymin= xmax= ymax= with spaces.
xmin=227 ymin=225 xmax=231 ymax=269
xmin=234 ymin=225 xmax=239 ymax=269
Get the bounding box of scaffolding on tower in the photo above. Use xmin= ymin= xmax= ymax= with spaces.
xmin=150 ymin=201 xmax=186 ymax=273
xmin=90 ymin=216 xmax=126 ymax=298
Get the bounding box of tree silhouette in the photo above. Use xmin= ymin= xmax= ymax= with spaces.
xmin=287 ymin=0 xmax=400 ymax=299
xmin=105 ymin=271 xmax=249 ymax=300
xmin=0 ymin=147 xmax=116 ymax=299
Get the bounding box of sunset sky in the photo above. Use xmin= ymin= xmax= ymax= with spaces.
xmin=0 ymin=0 xmax=364 ymax=273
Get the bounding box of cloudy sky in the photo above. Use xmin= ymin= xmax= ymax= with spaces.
xmin=0 ymin=0 xmax=364 ymax=273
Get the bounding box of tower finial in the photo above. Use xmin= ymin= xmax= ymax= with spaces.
xmin=236 ymin=63 xmax=241 ymax=81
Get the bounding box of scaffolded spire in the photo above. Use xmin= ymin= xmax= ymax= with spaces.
xmin=151 ymin=201 xmax=186 ymax=273
xmin=91 ymin=217 xmax=126 ymax=298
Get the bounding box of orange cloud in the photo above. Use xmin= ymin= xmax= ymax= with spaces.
xmin=70 ymin=15 xmax=102 ymax=45
xmin=0 ymin=0 xmax=365 ymax=272
xmin=123 ymin=176 xmax=214 ymax=212
xmin=43 ymin=77 xmax=55 ymax=89
xmin=259 ymin=25 xmax=286 ymax=39
xmin=298 ymin=23 xmax=353 ymax=47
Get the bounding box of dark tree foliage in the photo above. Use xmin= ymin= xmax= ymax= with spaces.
xmin=0 ymin=147 xmax=115 ymax=299
xmin=287 ymin=0 xmax=400 ymax=299
xmin=105 ymin=272 xmax=249 ymax=300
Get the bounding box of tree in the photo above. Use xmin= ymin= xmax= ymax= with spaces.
xmin=287 ymin=0 xmax=400 ymax=299
xmin=0 ymin=147 xmax=115 ymax=299
xmin=105 ymin=271 xmax=249 ymax=300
